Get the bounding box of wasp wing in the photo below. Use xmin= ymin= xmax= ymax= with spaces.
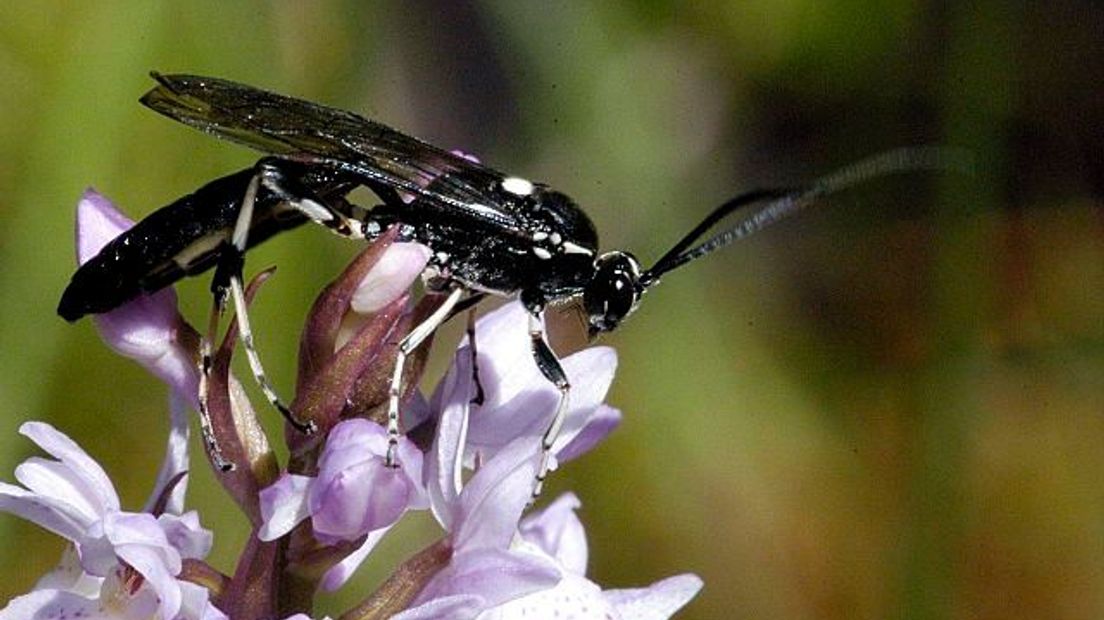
xmin=140 ymin=73 xmax=522 ymax=231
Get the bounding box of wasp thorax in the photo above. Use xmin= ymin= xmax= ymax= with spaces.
xmin=584 ymin=251 xmax=644 ymax=335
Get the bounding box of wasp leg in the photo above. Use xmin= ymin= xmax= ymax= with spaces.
xmin=466 ymin=305 xmax=485 ymax=406
xmin=386 ymin=286 xmax=466 ymax=466
xmin=197 ymin=271 xmax=234 ymax=472
xmin=527 ymin=309 xmax=571 ymax=500
xmin=217 ymin=171 xmax=311 ymax=436
xmin=197 ymin=157 xmax=371 ymax=463
xmin=255 ymin=157 xmax=366 ymax=240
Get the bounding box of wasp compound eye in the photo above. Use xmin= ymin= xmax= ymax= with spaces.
xmin=584 ymin=251 xmax=643 ymax=335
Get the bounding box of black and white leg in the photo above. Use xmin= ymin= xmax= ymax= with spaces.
xmin=386 ymin=286 xmax=467 ymax=466
xmin=197 ymin=281 xmax=233 ymax=471
xmin=196 ymin=158 xmax=367 ymax=458
xmin=527 ymin=309 xmax=571 ymax=499
xmin=254 ymin=158 xmax=366 ymax=240
xmin=219 ymin=167 xmax=317 ymax=435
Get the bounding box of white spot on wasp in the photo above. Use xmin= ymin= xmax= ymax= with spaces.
xmin=561 ymin=241 xmax=594 ymax=256
xmin=533 ymin=247 xmax=553 ymax=260
xmin=501 ymin=177 xmax=534 ymax=196
xmin=532 ymin=231 xmax=549 ymax=242
xmin=549 ymin=232 xmax=562 ymax=246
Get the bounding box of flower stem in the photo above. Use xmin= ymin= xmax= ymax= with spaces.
xmin=339 ymin=539 xmax=452 ymax=620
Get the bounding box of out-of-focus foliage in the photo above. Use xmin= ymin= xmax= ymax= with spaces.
xmin=0 ymin=2 xmax=1101 ymax=618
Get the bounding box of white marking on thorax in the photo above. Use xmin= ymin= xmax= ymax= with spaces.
xmin=561 ymin=241 xmax=594 ymax=256
xmin=533 ymin=247 xmax=553 ymax=260
xmin=501 ymin=177 xmax=534 ymax=196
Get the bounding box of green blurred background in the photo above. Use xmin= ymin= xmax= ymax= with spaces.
xmin=1 ymin=2 xmax=1102 ymax=618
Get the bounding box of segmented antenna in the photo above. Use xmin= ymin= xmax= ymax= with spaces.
xmin=642 ymin=146 xmax=971 ymax=283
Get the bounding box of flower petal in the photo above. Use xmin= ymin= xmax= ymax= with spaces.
xmin=391 ymin=595 xmax=485 ymax=620
xmin=32 ymin=545 xmax=103 ymax=597
xmin=0 ymin=481 xmax=93 ymax=542
xmin=143 ymin=392 xmax=191 ymax=514
xmin=74 ymin=191 xmax=202 ymax=406
xmin=114 ymin=543 xmax=183 ymax=620
xmin=179 ymin=579 xmax=228 ymax=620
xmin=309 ymin=457 xmax=413 ymax=543
xmin=75 ymin=188 xmax=134 ymax=262
xmin=555 ymin=405 xmax=622 ymax=463
xmin=457 ymin=303 xmax=537 ymax=413
xmin=453 ymin=437 xmax=541 ymax=552
xmin=457 ymin=306 xmax=619 ymax=461
xmin=102 ymin=511 xmax=173 ymax=549
xmin=92 ymin=293 xmax=199 ymax=409
xmin=157 ymin=511 xmax=213 ymax=560
xmin=258 ymin=474 xmax=313 ymax=541
xmin=14 ymin=458 xmax=106 ymax=525
xmin=401 ymin=548 xmax=560 ymax=619
xmin=19 ymin=422 xmax=118 ymax=514
xmin=350 ymin=242 xmax=431 ymax=314
xmin=603 ymin=574 xmax=704 ymax=620
xmin=425 ymin=350 xmax=473 ymax=531
xmin=0 ymin=588 xmax=108 ymax=620
xmin=319 ymin=525 xmax=392 ymax=592
xmin=480 ymin=572 xmax=610 ymax=620
xmin=519 ymin=493 xmax=587 ymax=575
xmin=308 ymin=420 xmax=423 ymax=542
xmin=299 ymin=229 xmax=400 ymax=369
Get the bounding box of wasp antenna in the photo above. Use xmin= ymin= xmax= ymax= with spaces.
xmin=643 ymin=146 xmax=971 ymax=282
xmin=642 ymin=187 xmax=792 ymax=285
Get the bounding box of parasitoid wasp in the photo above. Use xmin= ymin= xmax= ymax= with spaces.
xmin=59 ymin=73 xmax=961 ymax=492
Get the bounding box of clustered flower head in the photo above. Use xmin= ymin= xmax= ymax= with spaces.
xmin=0 ymin=189 xmax=702 ymax=618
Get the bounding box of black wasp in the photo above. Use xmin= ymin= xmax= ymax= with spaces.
xmin=59 ymin=73 xmax=957 ymax=492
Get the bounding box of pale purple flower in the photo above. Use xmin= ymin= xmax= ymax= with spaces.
xmin=0 ymin=547 xmax=227 ymax=620
xmin=392 ymin=355 xmax=561 ymax=619
xmin=396 ymin=315 xmax=699 ymax=619
xmin=0 ymin=422 xmax=222 ymax=619
xmin=484 ymin=493 xmax=704 ymax=619
xmin=259 ymin=419 xmax=426 ymax=544
xmin=394 ymin=439 xmax=563 ymax=618
xmin=74 ymin=189 xmax=200 ymax=407
xmin=428 ymin=301 xmax=623 ymax=469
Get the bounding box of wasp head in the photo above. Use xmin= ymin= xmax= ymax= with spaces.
xmin=583 ymin=251 xmax=645 ymax=337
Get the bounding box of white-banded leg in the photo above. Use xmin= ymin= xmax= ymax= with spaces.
xmin=199 ymin=159 xmax=369 ymax=446
xmin=386 ymin=286 xmax=466 ymax=466
xmin=528 ymin=310 xmax=570 ymax=500
xmin=193 ymin=172 xmax=266 ymax=472
xmin=255 ymin=159 xmax=366 ymax=241
xmin=217 ymin=169 xmax=315 ymax=435
xmin=197 ymin=296 xmax=233 ymax=471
